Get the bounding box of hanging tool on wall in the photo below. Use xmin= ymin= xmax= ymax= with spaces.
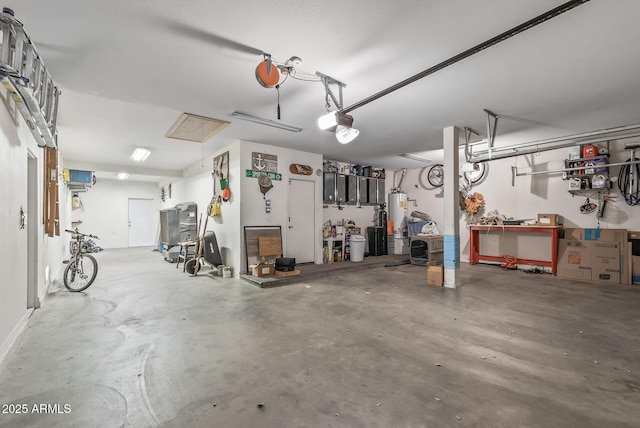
xmin=618 ymin=143 xmax=640 ymax=205
xmin=579 ymin=197 xmax=597 ymax=214
xmin=597 ymin=195 xmax=616 ymax=219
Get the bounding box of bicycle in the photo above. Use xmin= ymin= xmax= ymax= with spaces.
xmin=63 ymin=228 xmax=100 ymax=292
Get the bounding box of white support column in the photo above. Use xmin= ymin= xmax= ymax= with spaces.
xmin=443 ymin=126 xmax=461 ymax=288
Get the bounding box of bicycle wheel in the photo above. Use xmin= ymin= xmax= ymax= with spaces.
xmin=63 ymin=254 xmax=98 ymax=292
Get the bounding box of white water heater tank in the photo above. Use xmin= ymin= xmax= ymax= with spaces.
xmin=389 ymin=192 xmax=407 ymax=238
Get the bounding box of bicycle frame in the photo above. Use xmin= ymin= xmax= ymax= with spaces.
xmin=63 ymin=228 xmax=99 ymax=292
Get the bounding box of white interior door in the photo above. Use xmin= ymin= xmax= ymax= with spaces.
xmin=128 ymin=198 xmax=154 ymax=247
xmin=287 ymin=179 xmax=315 ymax=263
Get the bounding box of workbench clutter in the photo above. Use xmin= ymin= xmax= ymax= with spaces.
xmin=537 ymin=213 xmax=562 ymax=226
xmin=558 ymin=228 xmax=637 ymax=285
xmin=246 ymin=233 xmax=301 ymax=278
xmin=322 ymin=220 xmax=361 ymax=263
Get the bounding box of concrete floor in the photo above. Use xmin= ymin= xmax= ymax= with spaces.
xmin=1 ymin=247 xmax=639 ymax=428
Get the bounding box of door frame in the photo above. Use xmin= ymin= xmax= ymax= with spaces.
xmin=27 ymin=150 xmax=39 ymax=310
xmin=287 ymin=178 xmax=317 ymax=264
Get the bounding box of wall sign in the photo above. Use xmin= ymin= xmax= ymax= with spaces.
xmin=245 ymin=170 xmax=282 ymax=181
xmin=251 ymin=152 xmax=277 ymax=173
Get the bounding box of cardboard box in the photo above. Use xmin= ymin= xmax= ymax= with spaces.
xmin=591 ymin=242 xmax=620 ymax=283
xmin=274 ymin=269 xmax=301 ymax=277
xmin=537 ymin=213 xmax=561 ymax=226
xmin=557 ymin=239 xmax=592 ymax=280
xmin=250 ymin=263 xmax=275 ymax=277
xmin=621 ymin=246 xmax=632 ymax=285
xmin=628 ymin=231 xmax=640 ymax=256
xmin=633 ymin=255 xmax=640 ymax=285
xmin=564 ymin=228 xmax=627 ymax=244
xmin=427 ymin=261 xmax=443 ymax=286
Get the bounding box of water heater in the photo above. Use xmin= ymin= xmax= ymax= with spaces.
xmin=389 ymin=192 xmax=407 ymax=238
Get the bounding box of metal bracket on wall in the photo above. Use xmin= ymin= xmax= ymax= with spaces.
xmin=465 ymin=119 xmax=640 ymax=164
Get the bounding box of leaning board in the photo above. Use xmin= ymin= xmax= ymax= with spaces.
xmin=244 ymin=226 xmax=282 ymax=273
xmin=258 ymin=236 xmax=282 ymax=257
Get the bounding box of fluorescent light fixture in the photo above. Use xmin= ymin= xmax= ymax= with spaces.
xmin=130 ymin=147 xmax=151 ymax=162
xmin=336 ymin=126 xmax=359 ymax=144
xmin=398 ymin=153 xmax=433 ymax=163
xmin=117 ymin=172 xmax=129 ymax=180
xmin=231 ymin=111 xmax=303 ymax=132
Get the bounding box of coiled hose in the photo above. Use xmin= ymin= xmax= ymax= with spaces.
xmin=617 ymin=159 xmax=640 ymax=205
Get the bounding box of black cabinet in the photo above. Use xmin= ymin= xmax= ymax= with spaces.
xmin=336 ymin=174 xmax=347 ymax=203
xmin=323 ymin=172 xmax=385 ymax=206
xmin=347 ymin=175 xmax=358 ymax=204
xmin=368 ymin=178 xmax=378 ymax=205
xmin=323 ymin=172 xmax=336 ymax=203
xmin=367 ymin=226 xmax=387 ymax=256
xmin=358 ymin=177 xmax=369 ymax=204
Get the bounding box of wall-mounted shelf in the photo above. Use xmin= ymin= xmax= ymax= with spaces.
xmin=568 ymin=187 xmax=610 ymax=196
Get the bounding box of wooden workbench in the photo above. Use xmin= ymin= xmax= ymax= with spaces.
xmin=468 ymin=224 xmax=562 ymax=275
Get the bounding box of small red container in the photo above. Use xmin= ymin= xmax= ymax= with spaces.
xmin=582 ymin=144 xmax=598 ymax=157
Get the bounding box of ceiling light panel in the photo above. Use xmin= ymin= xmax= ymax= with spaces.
xmin=166 ymin=113 xmax=230 ymax=143
xmin=130 ymin=147 xmax=151 ymax=162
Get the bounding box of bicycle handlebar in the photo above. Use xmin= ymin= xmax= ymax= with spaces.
xmin=64 ymin=229 xmax=99 ymax=239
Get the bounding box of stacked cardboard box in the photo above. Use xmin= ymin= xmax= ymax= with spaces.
xmin=558 ymin=228 xmax=634 ymax=284
xmin=427 ymin=261 xmax=444 ymax=286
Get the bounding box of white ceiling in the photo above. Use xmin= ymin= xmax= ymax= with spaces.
xmin=7 ymin=1 xmax=640 ymax=182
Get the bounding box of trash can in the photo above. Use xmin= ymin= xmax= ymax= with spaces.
xmin=367 ymin=226 xmax=386 ymax=256
xmin=350 ymin=235 xmax=366 ymax=262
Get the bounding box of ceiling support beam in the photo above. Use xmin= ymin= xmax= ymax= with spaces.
xmin=341 ymin=0 xmax=590 ymax=115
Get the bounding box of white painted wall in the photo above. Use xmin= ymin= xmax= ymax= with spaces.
xmin=162 ymin=140 xmax=324 ymax=275
xmin=0 ymin=93 xmax=66 ymax=366
xmin=69 ymin=178 xmax=160 ymax=249
xmin=161 ymin=141 xmax=243 ymax=274
xmin=239 ymin=141 xmax=324 ymax=268
xmin=404 ymin=129 xmax=640 ymax=263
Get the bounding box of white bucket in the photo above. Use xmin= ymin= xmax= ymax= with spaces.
xmin=223 ymin=266 xmax=232 ymax=278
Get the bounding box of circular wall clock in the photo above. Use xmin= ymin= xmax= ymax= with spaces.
xmin=427 ymin=164 xmax=444 ymax=188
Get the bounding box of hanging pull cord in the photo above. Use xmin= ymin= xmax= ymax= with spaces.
xmin=276 ymin=84 xmax=281 ymax=119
